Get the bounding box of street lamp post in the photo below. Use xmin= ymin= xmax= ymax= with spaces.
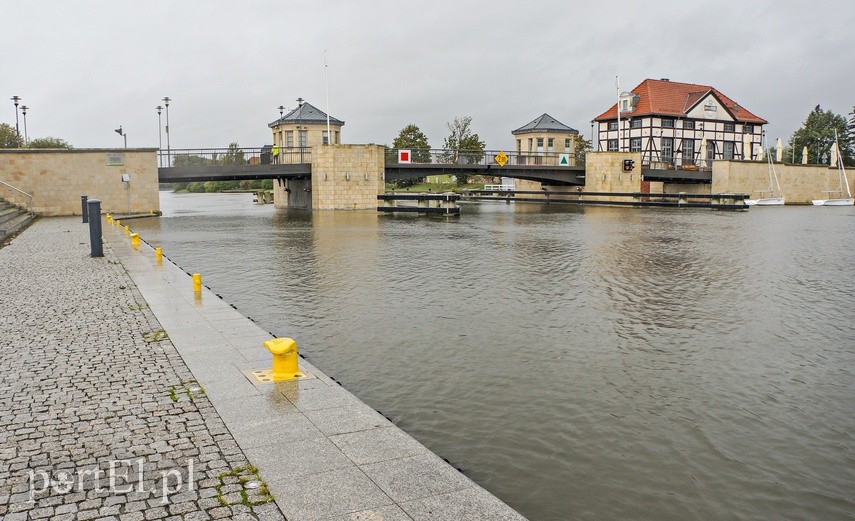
xmin=156 ymin=105 xmax=163 ymax=167
xmin=21 ymin=105 xmax=28 ymax=145
xmin=115 ymin=126 xmax=127 ymax=148
xmin=162 ymin=97 xmax=171 ymax=166
xmin=10 ymin=96 xmax=21 ymax=143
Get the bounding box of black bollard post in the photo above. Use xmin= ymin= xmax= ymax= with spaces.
xmin=81 ymin=195 xmax=89 ymax=223
xmin=87 ymin=199 xmax=103 ymax=257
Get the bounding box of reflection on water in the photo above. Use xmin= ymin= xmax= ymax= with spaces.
xmin=133 ymin=192 xmax=855 ymax=521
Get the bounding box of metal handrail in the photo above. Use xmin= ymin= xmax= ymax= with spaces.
xmin=385 ymin=148 xmax=586 ymax=167
xmin=158 ymin=147 xmax=312 ymax=167
xmin=0 ymin=179 xmax=34 ymax=208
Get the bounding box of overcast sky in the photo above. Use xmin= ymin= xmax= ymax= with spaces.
xmin=2 ymin=1 xmax=853 ymax=151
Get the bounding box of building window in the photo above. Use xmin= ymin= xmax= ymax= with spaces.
xmin=661 ymin=118 xmax=675 ymax=128
xmin=285 ymin=131 xmax=294 ymax=147
xmin=661 ymin=138 xmax=674 ymax=161
xmin=724 ymin=122 xmax=735 ymax=132
xmin=322 ymin=131 xmax=329 ymax=145
xmin=299 ymin=130 xmax=308 ymax=147
xmin=681 ymin=139 xmax=695 ymax=162
xmin=631 ymin=119 xmax=642 ymax=129
xmin=565 ymin=138 xmax=571 ymax=150
xmin=723 ymin=141 xmax=734 ymax=160
xmin=744 ymin=125 xmax=754 ymax=134
xmin=607 ymin=139 xmax=618 ymax=151
xmin=528 ymin=138 xmax=533 ymax=151
xmin=683 ymin=120 xmax=695 ymax=129
xmin=630 ymin=137 xmax=642 ymax=152
xmin=608 ymin=121 xmax=618 ymax=130
xmin=547 ymin=138 xmax=554 ymax=153
xmin=517 ymin=140 xmax=521 ymax=153
xmin=335 ymin=131 xmax=340 ymax=144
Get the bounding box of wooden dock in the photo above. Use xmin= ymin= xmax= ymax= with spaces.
xmin=460 ymin=190 xmax=748 ymax=210
xmin=377 ymin=193 xmax=461 ymax=215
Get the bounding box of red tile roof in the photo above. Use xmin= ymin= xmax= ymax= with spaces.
xmin=593 ymin=78 xmax=767 ymax=124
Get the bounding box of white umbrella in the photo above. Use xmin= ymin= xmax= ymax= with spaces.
xmin=775 ymin=138 xmax=783 ymax=162
xmin=699 ymin=139 xmax=707 ymax=167
xmin=802 ymin=146 xmax=809 ymax=164
xmin=830 ymin=140 xmax=839 ymax=166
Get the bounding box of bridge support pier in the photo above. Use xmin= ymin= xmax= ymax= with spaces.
xmin=273 ymin=178 xmax=312 ymax=209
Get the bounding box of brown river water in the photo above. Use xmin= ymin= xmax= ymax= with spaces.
xmin=131 ymin=192 xmax=855 ymax=520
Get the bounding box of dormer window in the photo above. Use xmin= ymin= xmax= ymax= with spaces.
xmin=619 ymin=92 xmax=640 ymax=114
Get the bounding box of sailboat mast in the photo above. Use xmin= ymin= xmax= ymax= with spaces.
xmin=837 ymin=131 xmax=852 ymax=198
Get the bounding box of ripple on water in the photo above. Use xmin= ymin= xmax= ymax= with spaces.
xmin=131 ymin=196 xmax=855 ymax=521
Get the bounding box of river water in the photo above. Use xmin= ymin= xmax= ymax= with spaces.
xmin=132 ymin=192 xmax=855 ymax=521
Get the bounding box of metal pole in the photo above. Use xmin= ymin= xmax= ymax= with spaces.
xmin=297 ymin=97 xmax=303 ymax=163
xmin=87 ymin=199 xmax=103 ymax=257
xmin=81 ymin=195 xmax=89 ymax=223
xmin=163 ymin=97 xmax=171 ymax=166
xmin=21 ymin=105 xmax=28 ymax=145
xmin=10 ymin=96 xmax=21 ymax=142
xmin=156 ymin=106 xmax=163 ymax=167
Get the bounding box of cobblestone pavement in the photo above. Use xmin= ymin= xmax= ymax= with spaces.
xmin=0 ymin=218 xmax=286 ymax=520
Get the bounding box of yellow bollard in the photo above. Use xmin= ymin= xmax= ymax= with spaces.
xmin=130 ymin=233 xmax=140 ymax=249
xmin=124 ymin=225 xmax=130 ymax=237
xmin=115 ymin=219 xmax=121 ymax=228
xmin=259 ymin=338 xmax=304 ymax=381
xmin=106 ymin=214 xmax=113 ymax=225
xmin=192 ymin=273 xmax=202 ymax=292
xmin=155 ymin=247 xmax=163 ymax=263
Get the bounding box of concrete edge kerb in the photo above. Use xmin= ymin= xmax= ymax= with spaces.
xmin=104 ymin=220 xmax=527 ymax=520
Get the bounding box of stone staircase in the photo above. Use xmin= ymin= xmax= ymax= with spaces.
xmin=0 ymin=198 xmax=37 ymax=246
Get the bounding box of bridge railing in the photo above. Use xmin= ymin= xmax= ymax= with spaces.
xmin=385 ymin=148 xmax=586 ymax=168
xmin=158 ymin=147 xmax=311 ymax=168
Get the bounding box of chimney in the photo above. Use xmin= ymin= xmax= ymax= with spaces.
xmin=660 ymin=78 xmax=670 ymax=82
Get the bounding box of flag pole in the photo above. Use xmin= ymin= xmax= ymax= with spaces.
xmin=615 ymin=75 xmax=620 ymax=152
xmin=324 ymin=50 xmax=332 ymax=144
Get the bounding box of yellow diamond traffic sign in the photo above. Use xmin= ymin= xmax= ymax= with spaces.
xmin=495 ymin=151 xmax=509 ymax=167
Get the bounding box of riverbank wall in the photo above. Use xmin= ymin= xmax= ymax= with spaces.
xmin=0 ymin=148 xmax=160 ymax=215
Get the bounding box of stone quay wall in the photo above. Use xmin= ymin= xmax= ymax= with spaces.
xmin=0 ymin=149 xmax=160 ymax=216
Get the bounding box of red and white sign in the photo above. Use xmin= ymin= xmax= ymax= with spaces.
xmin=398 ymin=149 xmax=411 ymax=164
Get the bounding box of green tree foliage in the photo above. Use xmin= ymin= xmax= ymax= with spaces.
xmin=0 ymin=123 xmax=23 ymax=148
xmin=220 ymin=142 xmax=246 ymax=165
xmin=441 ymin=116 xmax=486 ymax=184
xmin=390 ymin=124 xmax=432 ymax=187
xmin=27 ymin=137 xmax=72 ymax=149
xmin=788 ymin=105 xmax=852 ymax=165
xmin=172 ymin=154 xmax=215 ymax=167
xmin=574 ymin=134 xmax=592 ymax=159
xmin=392 ymin=124 xmax=431 ymax=163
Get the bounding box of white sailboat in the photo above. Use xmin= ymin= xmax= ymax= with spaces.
xmin=745 ymin=135 xmax=785 ymax=206
xmin=811 ymin=131 xmax=854 ymax=206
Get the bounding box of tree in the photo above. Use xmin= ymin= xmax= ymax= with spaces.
xmin=441 ymin=116 xmax=486 ymax=184
xmin=0 ymin=123 xmax=23 ymax=148
xmin=27 ymin=137 xmax=72 ymax=149
xmin=219 ymin=142 xmax=246 ymax=165
xmin=788 ymin=105 xmax=852 ymax=166
xmin=391 ymin=124 xmax=431 ymax=187
xmin=392 ymin=124 xmax=431 ymax=163
xmin=574 ymin=134 xmax=592 ymax=162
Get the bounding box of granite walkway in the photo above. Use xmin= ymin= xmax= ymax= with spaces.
xmin=0 ymin=217 xmax=526 ymax=520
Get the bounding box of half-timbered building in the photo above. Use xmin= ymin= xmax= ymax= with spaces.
xmin=593 ymin=79 xmax=767 ymax=168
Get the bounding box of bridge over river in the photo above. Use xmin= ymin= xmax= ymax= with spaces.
xmin=158 ymin=146 xmax=713 ymax=186
xmin=157 ymin=147 xmax=589 ymax=185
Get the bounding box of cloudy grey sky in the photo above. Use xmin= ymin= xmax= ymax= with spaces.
xmin=2 ymin=0 xmax=853 ymax=151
